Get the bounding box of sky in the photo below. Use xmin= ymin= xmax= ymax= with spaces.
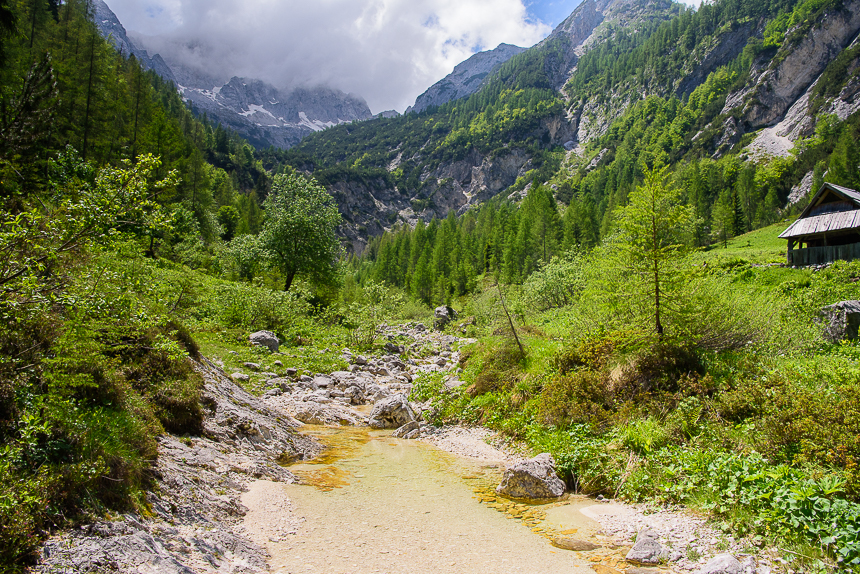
xmin=105 ymin=0 xmax=700 ymax=114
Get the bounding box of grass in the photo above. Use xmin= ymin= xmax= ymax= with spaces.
xmin=418 ymin=223 xmax=860 ymax=571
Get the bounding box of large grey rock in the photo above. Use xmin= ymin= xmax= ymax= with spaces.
xmin=368 ymin=394 xmax=416 ymax=429
xmin=250 ymin=330 xmax=279 ymax=353
xmin=293 ymin=403 xmax=365 ymax=426
xmin=820 ymin=300 xmax=860 ymax=342
xmin=625 ymin=529 xmax=664 ymax=564
xmin=496 ymin=453 xmax=565 ymax=499
xmin=696 ymin=554 xmax=742 ymax=574
xmin=392 ymin=421 xmax=420 ymax=438
xmin=434 ymin=305 xmax=457 ymax=330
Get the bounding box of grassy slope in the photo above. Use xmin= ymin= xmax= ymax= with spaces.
xmin=420 ymin=222 xmax=860 ymax=572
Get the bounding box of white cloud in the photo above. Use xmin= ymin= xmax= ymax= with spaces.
xmin=105 ymin=0 xmax=551 ymax=113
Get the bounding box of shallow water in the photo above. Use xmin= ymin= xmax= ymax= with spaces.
xmin=254 ymin=426 xmax=632 ymax=574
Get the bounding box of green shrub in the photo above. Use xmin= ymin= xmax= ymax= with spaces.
xmin=465 ymin=338 xmax=525 ymax=397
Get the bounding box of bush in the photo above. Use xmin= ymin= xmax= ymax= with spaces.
xmin=466 ymin=338 xmax=525 ymax=397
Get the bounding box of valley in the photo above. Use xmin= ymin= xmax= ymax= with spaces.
xmin=3 ymin=0 xmax=860 ymax=572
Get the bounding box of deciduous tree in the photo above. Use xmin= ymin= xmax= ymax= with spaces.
xmin=259 ymin=172 xmax=342 ymax=292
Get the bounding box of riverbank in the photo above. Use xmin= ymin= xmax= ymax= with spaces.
xmin=35 ymin=323 xmax=779 ymax=574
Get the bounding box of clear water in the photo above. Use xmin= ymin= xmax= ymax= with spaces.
xmin=262 ymin=426 xmax=631 ymax=574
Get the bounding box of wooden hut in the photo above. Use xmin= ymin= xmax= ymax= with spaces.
xmin=779 ymin=183 xmax=860 ymax=266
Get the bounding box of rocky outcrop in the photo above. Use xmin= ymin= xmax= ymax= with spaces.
xmin=92 ymin=0 xmax=176 ymax=83
xmin=178 ymin=77 xmax=373 ymax=150
xmin=37 ymin=359 xmax=320 ymax=573
xmin=331 ymin=147 xmax=535 ymax=253
xmin=496 ymin=453 xmax=566 ymax=499
xmin=409 ymin=44 xmax=526 ymax=114
xmin=724 ymin=0 xmax=860 ymax=129
xmin=820 ymin=300 xmax=860 ymax=342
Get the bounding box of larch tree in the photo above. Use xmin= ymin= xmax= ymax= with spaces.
xmin=613 ymin=166 xmax=694 ymax=337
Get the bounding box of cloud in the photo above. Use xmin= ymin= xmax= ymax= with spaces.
xmin=105 ymin=0 xmax=552 ymax=113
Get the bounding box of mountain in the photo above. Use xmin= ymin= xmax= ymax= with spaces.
xmin=271 ymin=0 xmax=679 ymax=251
xmin=95 ymin=0 xmax=374 ymax=149
xmin=270 ymin=0 xmax=860 ymax=254
xmin=407 ymin=43 xmax=526 ymax=114
xmin=92 ymin=0 xmax=176 ymax=82
xmin=177 ymin=77 xmax=374 ymax=150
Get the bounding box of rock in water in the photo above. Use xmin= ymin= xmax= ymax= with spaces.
xmin=551 ymin=536 xmax=599 ymax=551
xmin=496 ymin=453 xmax=565 ymax=499
xmin=434 ymin=306 xmax=457 ymax=330
xmin=697 ymin=554 xmax=741 ymax=574
xmin=392 ymin=421 xmax=420 ymax=438
xmin=250 ymin=330 xmax=279 ymax=353
xmin=368 ymin=395 xmax=416 ymax=429
xmin=820 ymin=300 xmax=860 ymax=342
xmin=625 ymin=529 xmax=664 ymax=564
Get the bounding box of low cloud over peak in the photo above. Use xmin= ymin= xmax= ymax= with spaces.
xmin=107 ymin=0 xmax=553 ymax=113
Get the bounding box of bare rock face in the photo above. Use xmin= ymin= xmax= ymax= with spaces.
xmin=820 ymin=300 xmax=860 ymax=342
xmin=409 ymin=43 xmax=526 ymax=114
xmin=250 ymin=330 xmax=279 ymax=353
xmin=368 ymin=394 xmax=416 ymax=429
xmin=496 ymin=453 xmax=566 ymax=499
xmin=724 ymin=0 xmax=860 ymax=129
xmin=37 ymin=360 xmax=320 ymax=574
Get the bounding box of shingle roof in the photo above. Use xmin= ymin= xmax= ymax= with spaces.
xmin=779 ymin=209 xmax=860 ymax=239
xmin=780 ymin=183 xmax=860 ymax=239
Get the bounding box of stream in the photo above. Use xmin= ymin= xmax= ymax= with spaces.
xmin=241 ymin=426 xmax=636 ymax=574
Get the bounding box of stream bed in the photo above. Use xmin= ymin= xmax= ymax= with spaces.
xmin=241 ymin=426 xmax=638 ymax=574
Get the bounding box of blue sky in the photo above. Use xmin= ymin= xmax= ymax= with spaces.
xmin=526 ymin=0 xmax=583 ymax=28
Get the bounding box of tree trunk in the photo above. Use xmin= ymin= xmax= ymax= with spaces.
xmin=284 ymin=269 xmax=297 ymax=292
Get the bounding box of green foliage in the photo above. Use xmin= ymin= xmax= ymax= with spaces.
xmin=605 ymin=166 xmax=696 ymax=336
xmin=259 ymin=172 xmax=342 ymax=291
xmin=520 ymin=251 xmax=586 ymax=311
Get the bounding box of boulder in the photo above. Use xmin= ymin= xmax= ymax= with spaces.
xmin=368 ymin=395 xmax=416 ymax=429
xmin=696 ymin=554 xmax=741 ymax=574
xmin=625 ymin=529 xmax=663 ymax=565
xmin=313 ymin=375 xmax=333 ymax=388
xmin=820 ymin=300 xmax=860 ymax=342
xmin=243 ymin=362 xmax=261 ymax=371
xmin=495 ymin=453 xmax=565 ymax=499
xmin=434 ymin=305 xmax=457 ymax=330
xmin=392 ymin=421 xmax=420 ymax=438
xmin=292 ymin=403 xmax=365 ymax=426
xmin=343 ymin=386 xmax=365 ymax=405
xmin=384 ymin=342 xmax=404 ymax=354
xmin=249 ymin=330 xmax=279 ymax=353
xmin=231 ymin=373 xmax=250 ymax=383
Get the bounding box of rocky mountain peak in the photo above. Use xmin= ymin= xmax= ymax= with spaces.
xmin=92 ymin=0 xmax=176 ymax=83
xmin=407 ymin=43 xmax=526 ymax=114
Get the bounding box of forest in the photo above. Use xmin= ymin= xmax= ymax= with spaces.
xmin=2 ymin=0 xmax=860 ymax=571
